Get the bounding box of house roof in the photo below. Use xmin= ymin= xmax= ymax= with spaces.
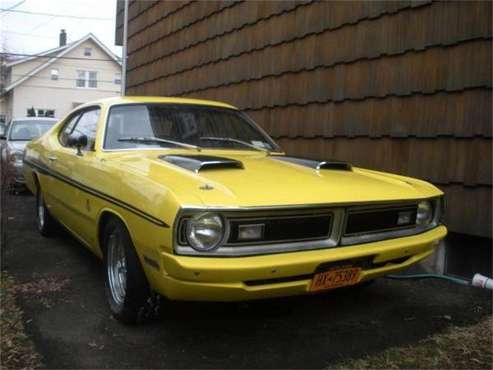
xmin=3 ymin=33 xmax=121 ymax=93
xmin=5 ymin=42 xmax=74 ymax=68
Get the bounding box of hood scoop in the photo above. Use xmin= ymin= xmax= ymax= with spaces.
xmin=272 ymin=156 xmax=352 ymax=171
xmin=159 ymin=154 xmax=244 ymax=173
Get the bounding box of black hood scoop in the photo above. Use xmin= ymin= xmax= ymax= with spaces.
xmin=159 ymin=154 xmax=244 ymax=173
xmin=271 ymin=156 xmax=352 ymax=171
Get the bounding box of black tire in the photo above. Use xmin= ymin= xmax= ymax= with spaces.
xmin=103 ymin=217 xmax=161 ymax=324
xmin=36 ymin=188 xmax=57 ymax=237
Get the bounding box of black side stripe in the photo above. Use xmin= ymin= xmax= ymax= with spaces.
xmin=24 ymin=158 xmax=169 ymax=228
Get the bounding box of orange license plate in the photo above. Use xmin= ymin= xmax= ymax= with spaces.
xmin=310 ymin=267 xmax=361 ymax=292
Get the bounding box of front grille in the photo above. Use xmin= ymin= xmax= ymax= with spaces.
xmin=227 ymin=214 xmax=332 ymax=245
xmin=344 ymin=205 xmax=417 ymax=236
xmin=178 ymin=213 xmax=333 ymax=246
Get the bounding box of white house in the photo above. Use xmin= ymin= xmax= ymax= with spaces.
xmin=0 ymin=31 xmax=121 ymax=123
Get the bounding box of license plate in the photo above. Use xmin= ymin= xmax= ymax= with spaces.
xmin=310 ymin=267 xmax=361 ymax=292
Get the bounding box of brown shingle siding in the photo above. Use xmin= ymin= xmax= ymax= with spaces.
xmin=439 ymin=184 xmax=492 ymax=237
xmin=247 ymin=89 xmax=491 ymax=139
xmin=128 ymin=1 xmax=191 ymax=41
xmin=127 ymin=1 xmax=491 ymax=90
xmin=275 ymin=137 xmax=491 ymax=187
xmin=146 ymin=39 xmax=490 ymax=104
xmin=128 ymin=1 xmax=236 ymax=56
xmin=127 ymin=1 xmax=305 ymax=72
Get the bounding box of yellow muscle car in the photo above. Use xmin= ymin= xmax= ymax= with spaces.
xmin=23 ymin=97 xmax=447 ymax=323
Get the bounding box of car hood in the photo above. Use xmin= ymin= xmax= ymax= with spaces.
xmin=7 ymin=141 xmax=28 ymax=152
xmin=113 ymin=150 xmax=442 ymax=208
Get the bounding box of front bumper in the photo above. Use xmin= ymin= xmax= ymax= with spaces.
xmin=149 ymin=225 xmax=447 ymax=301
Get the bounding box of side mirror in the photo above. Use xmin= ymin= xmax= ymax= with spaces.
xmin=0 ymin=135 xmax=6 ymax=140
xmin=67 ymin=134 xmax=88 ymax=156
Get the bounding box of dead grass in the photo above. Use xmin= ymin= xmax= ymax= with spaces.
xmin=1 ymin=273 xmax=43 ymax=369
xmin=334 ymin=316 xmax=493 ymax=369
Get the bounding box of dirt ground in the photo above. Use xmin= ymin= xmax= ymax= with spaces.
xmin=3 ymin=194 xmax=492 ymax=369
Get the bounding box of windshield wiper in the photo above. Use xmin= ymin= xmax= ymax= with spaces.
xmin=118 ymin=136 xmax=201 ymax=151
xmin=199 ymin=136 xmax=269 ymax=153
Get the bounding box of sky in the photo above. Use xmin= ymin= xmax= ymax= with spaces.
xmin=0 ymin=0 xmax=122 ymax=57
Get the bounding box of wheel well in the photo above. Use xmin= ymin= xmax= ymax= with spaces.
xmin=98 ymin=211 xmax=124 ymax=253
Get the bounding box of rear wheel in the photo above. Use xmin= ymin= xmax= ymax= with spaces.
xmin=103 ymin=217 xmax=161 ymax=324
xmin=36 ymin=189 xmax=56 ymax=236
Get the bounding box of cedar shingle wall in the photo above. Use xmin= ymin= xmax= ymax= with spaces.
xmin=125 ymin=0 xmax=492 ymax=238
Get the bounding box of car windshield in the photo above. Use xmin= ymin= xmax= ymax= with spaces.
xmin=9 ymin=120 xmax=56 ymax=141
xmin=104 ymin=104 xmax=280 ymax=152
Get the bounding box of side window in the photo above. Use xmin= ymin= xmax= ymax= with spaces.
xmin=72 ymin=108 xmax=100 ymax=150
xmin=59 ymin=113 xmax=82 ymax=147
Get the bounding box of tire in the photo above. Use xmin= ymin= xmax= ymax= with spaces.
xmin=36 ymin=188 xmax=56 ymax=236
xmin=103 ymin=217 xmax=161 ymax=324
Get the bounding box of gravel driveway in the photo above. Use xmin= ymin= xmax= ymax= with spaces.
xmin=4 ymin=194 xmax=492 ymax=369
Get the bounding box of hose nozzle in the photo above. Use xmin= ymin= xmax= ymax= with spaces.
xmin=471 ymin=274 xmax=493 ymax=290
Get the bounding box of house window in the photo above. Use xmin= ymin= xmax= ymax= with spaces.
xmin=76 ymin=70 xmax=86 ymax=87
xmin=84 ymin=47 xmax=92 ymax=56
xmin=88 ymin=71 xmax=97 ymax=88
xmin=50 ymin=69 xmax=59 ymax=80
xmin=76 ymin=70 xmax=97 ymax=88
xmin=114 ymin=72 xmax=121 ymax=85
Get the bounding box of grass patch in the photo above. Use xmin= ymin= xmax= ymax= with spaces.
xmin=334 ymin=316 xmax=493 ymax=369
xmin=1 ymin=272 xmax=43 ymax=369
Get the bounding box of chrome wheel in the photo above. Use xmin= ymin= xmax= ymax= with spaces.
xmin=37 ymin=193 xmax=45 ymax=229
xmin=107 ymin=232 xmax=127 ymax=306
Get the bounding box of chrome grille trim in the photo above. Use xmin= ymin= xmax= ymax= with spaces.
xmin=225 ymin=213 xmax=333 ymax=246
xmin=343 ymin=204 xmax=418 ymax=236
xmin=174 ymin=208 xmax=344 ymax=257
xmin=173 ymin=198 xmax=442 ymax=257
xmin=340 ymin=199 xmax=442 ymax=246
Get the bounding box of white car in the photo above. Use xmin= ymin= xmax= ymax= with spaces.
xmin=1 ymin=117 xmax=58 ymax=188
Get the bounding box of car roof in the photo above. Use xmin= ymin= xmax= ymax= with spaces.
xmin=75 ymin=96 xmax=238 ymax=110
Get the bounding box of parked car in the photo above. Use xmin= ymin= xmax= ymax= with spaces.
xmin=23 ymin=97 xmax=447 ymax=323
xmin=1 ymin=117 xmax=58 ymax=188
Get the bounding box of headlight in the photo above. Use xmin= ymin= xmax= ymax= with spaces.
xmin=186 ymin=213 xmax=224 ymax=251
xmin=9 ymin=150 xmax=23 ymax=165
xmin=416 ymin=200 xmax=433 ymax=226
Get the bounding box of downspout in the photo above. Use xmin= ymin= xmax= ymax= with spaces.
xmin=121 ymin=0 xmax=129 ymax=96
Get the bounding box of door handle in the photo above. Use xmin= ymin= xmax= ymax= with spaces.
xmin=48 ymin=155 xmax=57 ymax=162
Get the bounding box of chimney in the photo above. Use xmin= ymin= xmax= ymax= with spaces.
xmin=59 ymin=29 xmax=67 ymax=47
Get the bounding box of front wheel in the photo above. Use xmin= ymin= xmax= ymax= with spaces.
xmin=103 ymin=218 xmax=161 ymax=324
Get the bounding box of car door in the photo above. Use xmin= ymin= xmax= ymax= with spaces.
xmin=41 ymin=111 xmax=82 ymax=223
xmin=48 ymin=107 xmax=100 ymax=243
xmin=63 ymin=107 xmax=102 ymax=249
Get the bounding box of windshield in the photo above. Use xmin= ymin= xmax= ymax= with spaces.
xmin=104 ymin=104 xmax=280 ymax=152
xmin=9 ymin=120 xmax=56 ymax=141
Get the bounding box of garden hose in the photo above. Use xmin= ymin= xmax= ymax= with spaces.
xmin=386 ymin=273 xmax=493 ymax=290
